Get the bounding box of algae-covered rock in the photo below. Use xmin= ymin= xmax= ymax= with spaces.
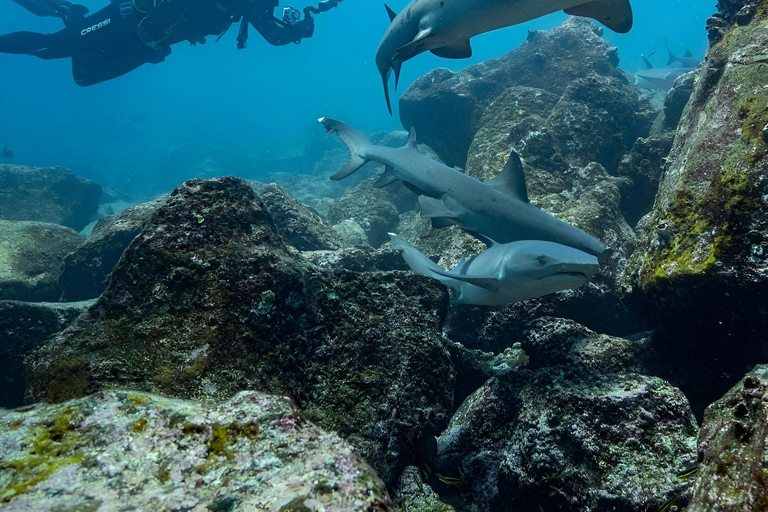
xmin=686 ymin=365 xmax=768 ymax=512
xmin=0 ymin=389 xmax=392 ymax=511
xmin=0 ymin=300 xmax=92 ymax=409
xmin=399 ymin=18 xmax=629 ymax=168
xmin=0 ymin=165 xmax=101 ymax=231
xmin=394 ymin=466 xmax=455 ymax=512
xmin=621 ymin=0 xmax=768 ymax=415
xmin=27 ymin=177 xmax=454 ymax=485
xmin=327 ymin=180 xmax=401 ymax=247
xmin=0 ymin=220 xmax=82 ymax=302
xmin=58 ymin=196 xmax=169 ymax=301
xmin=433 ymin=318 xmax=697 ymax=512
xmin=258 ymin=183 xmax=342 ymax=251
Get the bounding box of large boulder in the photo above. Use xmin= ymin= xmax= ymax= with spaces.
xmin=0 ymin=220 xmax=82 ymax=302
xmin=58 ymin=196 xmax=169 ymax=301
xmin=686 ymin=365 xmax=768 ymax=511
xmin=0 ymin=389 xmax=392 ymax=511
xmin=26 ymin=177 xmax=454 ymax=486
xmin=0 ymin=300 xmax=92 ymax=409
xmin=258 ymin=183 xmax=342 ymax=251
xmin=328 ymin=180 xmax=401 ymax=248
xmin=0 ymin=165 xmax=101 ymax=231
xmin=621 ymin=0 xmax=768 ymax=416
xmin=433 ymin=318 xmax=698 ymax=512
xmin=399 ymin=18 xmax=632 ymax=168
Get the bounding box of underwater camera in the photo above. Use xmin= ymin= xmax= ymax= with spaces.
xmin=282 ymin=6 xmax=301 ymax=23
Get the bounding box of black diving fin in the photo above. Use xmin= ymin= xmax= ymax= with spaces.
xmin=12 ymin=0 xmax=89 ymax=23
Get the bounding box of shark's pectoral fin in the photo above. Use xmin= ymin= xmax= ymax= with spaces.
xmin=488 ymin=148 xmax=529 ymax=202
xmin=395 ymin=28 xmax=433 ymax=62
xmin=418 ymin=195 xmax=463 ymax=229
xmin=430 ymin=40 xmax=473 ymax=59
xmin=430 ymin=268 xmax=501 ymax=292
xmin=564 ymin=0 xmax=633 ymax=34
xmin=374 ymin=167 xmax=400 ymax=188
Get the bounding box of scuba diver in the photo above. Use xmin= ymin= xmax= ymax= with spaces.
xmin=0 ymin=0 xmax=344 ymax=86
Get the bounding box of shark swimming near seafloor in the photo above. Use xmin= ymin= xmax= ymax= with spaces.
xmin=389 ymin=233 xmax=599 ymax=305
xmin=375 ymin=0 xmax=634 ymax=113
xmin=319 ymin=117 xmax=609 ymax=261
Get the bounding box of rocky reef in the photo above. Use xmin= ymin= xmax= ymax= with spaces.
xmin=26 ymin=177 xmax=454 ymax=486
xmin=621 ymin=0 xmax=768 ymax=415
xmin=0 ymin=389 xmax=391 ymax=511
xmin=0 ymin=165 xmax=100 ymax=232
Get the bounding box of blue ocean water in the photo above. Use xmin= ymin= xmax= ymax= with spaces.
xmin=0 ymin=0 xmax=713 ymax=197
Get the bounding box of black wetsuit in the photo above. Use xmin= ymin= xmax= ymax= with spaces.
xmin=0 ymin=0 xmax=314 ymax=86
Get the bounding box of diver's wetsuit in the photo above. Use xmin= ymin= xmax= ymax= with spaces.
xmin=0 ymin=0 xmax=314 ymax=86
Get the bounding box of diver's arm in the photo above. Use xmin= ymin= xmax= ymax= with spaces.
xmin=248 ymin=13 xmax=314 ymax=46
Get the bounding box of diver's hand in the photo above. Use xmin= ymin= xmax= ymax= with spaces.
xmin=291 ymin=16 xmax=315 ymax=42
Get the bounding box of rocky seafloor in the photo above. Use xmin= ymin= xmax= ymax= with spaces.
xmin=2 ymin=1 xmax=768 ymax=511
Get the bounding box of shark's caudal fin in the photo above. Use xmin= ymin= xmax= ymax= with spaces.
xmin=564 ymin=0 xmax=633 ymax=34
xmin=319 ymin=117 xmax=374 ymax=180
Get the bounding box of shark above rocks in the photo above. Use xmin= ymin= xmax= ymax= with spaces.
xmin=319 ymin=117 xmax=609 ymax=261
xmin=389 ymin=233 xmax=599 ymax=305
xmin=376 ymin=0 xmax=634 ymax=113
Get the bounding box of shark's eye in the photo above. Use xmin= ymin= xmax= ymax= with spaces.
xmin=537 ymin=256 xmax=548 ymax=266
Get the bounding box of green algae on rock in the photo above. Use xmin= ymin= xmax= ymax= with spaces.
xmin=0 ymin=390 xmax=392 ymax=511
xmin=620 ymin=0 xmax=768 ymax=417
xmin=0 ymin=220 xmax=83 ymax=302
xmin=686 ymin=365 xmax=768 ymax=511
xmin=27 ymin=176 xmax=454 ymax=486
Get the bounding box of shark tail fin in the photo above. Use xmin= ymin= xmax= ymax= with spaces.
xmin=319 ymin=117 xmax=373 ymax=180
xmin=389 ymin=233 xmax=459 ymax=291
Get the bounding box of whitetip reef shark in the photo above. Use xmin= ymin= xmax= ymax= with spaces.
xmin=376 ymin=0 xmax=634 ymax=113
xmin=319 ymin=117 xmax=609 ymax=262
xmin=389 ymin=233 xmax=599 ymax=305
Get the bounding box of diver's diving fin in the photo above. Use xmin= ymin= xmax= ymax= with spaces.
xmin=12 ymin=0 xmax=88 ymax=21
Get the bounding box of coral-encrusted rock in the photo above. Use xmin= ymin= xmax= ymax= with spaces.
xmin=394 ymin=466 xmax=455 ymax=512
xmin=0 ymin=300 xmax=92 ymax=409
xmin=328 ymin=180 xmax=401 ymax=247
xmin=621 ymin=0 xmax=768 ymax=415
xmin=686 ymin=365 xmax=768 ymax=511
xmin=399 ymin=18 xmax=629 ymax=168
xmin=0 ymin=165 xmax=101 ymax=231
xmin=58 ymin=196 xmax=169 ymax=301
xmin=649 ymin=71 xmax=696 ymax=136
xmin=0 ymin=390 xmax=392 ymax=511
xmin=434 ymin=318 xmax=698 ymax=512
xmin=27 ymin=177 xmax=453 ymax=485
xmin=0 ymin=220 xmax=82 ymax=301
xmin=258 ymin=183 xmax=342 ymax=251
xmin=617 ymin=132 xmax=676 ymax=227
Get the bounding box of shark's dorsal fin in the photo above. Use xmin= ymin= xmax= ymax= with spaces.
xmin=488 ymin=148 xmax=528 ymax=202
xmin=430 ymin=268 xmax=500 ymax=291
xmin=384 ymin=4 xmax=397 ymax=22
xmin=641 ymin=55 xmax=653 ymax=70
xmin=684 ymin=49 xmax=693 ymax=57
xmin=564 ymin=0 xmax=633 ymax=34
xmin=406 ymin=128 xmax=417 ymax=148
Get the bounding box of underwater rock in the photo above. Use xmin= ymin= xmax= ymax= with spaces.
xmin=0 ymin=389 xmax=392 ymax=510
xmin=258 ymin=183 xmax=342 ymax=251
xmin=617 ymin=132 xmax=676 ymax=227
xmin=327 ymin=180 xmax=401 ymax=248
xmin=394 ymin=466 xmax=455 ymax=512
xmin=649 ymin=71 xmax=696 ymax=136
xmin=303 ymin=245 xmax=408 ymax=273
xmin=0 ymin=220 xmax=82 ymax=302
xmin=0 ymin=165 xmax=101 ymax=232
xmin=434 ymin=318 xmax=697 ymax=512
xmin=27 ymin=176 xmax=454 ymax=486
xmin=331 ymin=219 xmax=369 ymax=246
xmin=58 ymin=195 xmax=169 ymax=301
xmin=621 ymin=0 xmax=768 ymax=417
xmin=0 ymin=300 xmax=92 ymax=409
xmin=686 ymin=365 xmax=768 ymax=511
xmin=399 ymin=18 xmax=629 ymax=168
